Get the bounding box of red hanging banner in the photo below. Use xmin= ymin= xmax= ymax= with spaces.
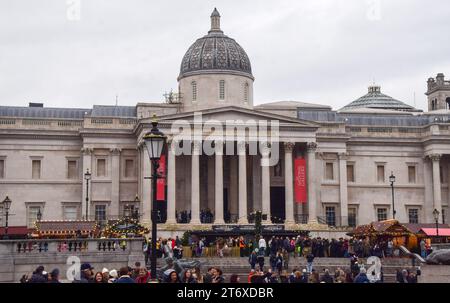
xmin=156 ymin=154 xmax=166 ymax=201
xmin=294 ymin=157 xmax=307 ymax=204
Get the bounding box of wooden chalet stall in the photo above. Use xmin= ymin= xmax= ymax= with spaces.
xmin=33 ymin=220 xmax=98 ymax=239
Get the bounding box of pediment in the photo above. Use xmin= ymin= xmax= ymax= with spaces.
xmin=153 ymin=106 xmax=319 ymax=128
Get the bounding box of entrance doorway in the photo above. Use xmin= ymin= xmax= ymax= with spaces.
xmin=270 ymin=187 xmax=285 ymax=223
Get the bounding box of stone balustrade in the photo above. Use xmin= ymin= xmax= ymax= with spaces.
xmin=0 ymin=238 xmax=145 ymax=283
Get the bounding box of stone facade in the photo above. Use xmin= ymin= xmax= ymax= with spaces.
xmin=1 ymin=9 xmax=450 ymax=236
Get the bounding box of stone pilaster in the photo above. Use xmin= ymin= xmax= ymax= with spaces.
xmin=166 ymin=139 xmax=177 ymax=224
xmin=110 ymin=148 xmax=121 ymax=218
xmin=81 ymin=147 xmax=93 ymax=219
xmin=307 ymin=142 xmax=318 ymax=224
xmin=430 ymin=153 xmax=443 ymax=223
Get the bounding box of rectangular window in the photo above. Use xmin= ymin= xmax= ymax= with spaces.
xmin=64 ymin=206 xmax=78 ymax=221
xmin=443 ymin=209 xmax=446 ymax=224
xmin=67 ymin=160 xmax=78 ymax=179
xmin=377 ymin=165 xmax=385 ymax=183
xmin=348 ymin=207 xmax=357 ymax=227
xmin=97 ymin=159 xmax=106 ymax=177
xmin=377 ymin=208 xmax=388 ymax=222
xmin=125 ymin=159 xmax=135 ymax=178
xmin=325 ymin=163 xmax=334 ymax=180
xmin=28 ymin=206 xmax=41 ymax=228
xmin=347 ymin=164 xmax=355 ymax=182
xmin=32 ymin=160 xmax=41 ymax=179
xmin=0 ymin=159 xmax=4 ymax=178
xmin=408 ymin=166 xmax=416 ymax=184
xmin=325 ymin=206 xmax=336 ymax=226
xmin=192 ymin=81 xmax=197 ymax=101
xmin=219 ymin=80 xmax=225 ymax=100
xmin=95 ymin=205 xmax=107 ymax=222
xmin=408 ymin=208 xmax=419 ymax=224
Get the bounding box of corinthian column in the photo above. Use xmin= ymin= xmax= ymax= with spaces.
xmin=307 ymin=142 xmax=318 ymax=224
xmin=261 ymin=142 xmax=271 ymax=224
xmin=214 ymin=141 xmax=225 ymax=224
xmin=284 ymin=142 xmax=295 ymax=224
xmin=238 ymin=141 xmax=248 ymax=224
xmin=166 ymin=139 xmax=177 ymax=224
xmin=190 ymin=141 xmax=201 ymax=224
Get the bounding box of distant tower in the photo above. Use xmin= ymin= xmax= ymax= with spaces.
xmin=426 ymin=73 xmax=450 ymax=111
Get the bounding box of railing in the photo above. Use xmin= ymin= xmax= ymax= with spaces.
xmin=317 ymin=216 xmax=358 ymax=228
xmin=0 ymin=118 xmax=83 ymax=130
xmin=0 ymin=238 xmax=145 ymax=255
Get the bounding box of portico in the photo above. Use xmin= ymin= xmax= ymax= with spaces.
xmin=135 ymin=107 xmax=319 ymax=229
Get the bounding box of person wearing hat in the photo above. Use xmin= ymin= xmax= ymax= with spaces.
xmin=72 ymin=263 xmax=94 ymax=283
xmin=101 ymin=268 xmax=110 ymax=282
xmin=48 ymin=269 xmax=60 ymax=283
xmin=28 ymin=266 xmax=47 ymax=283
xmin=108 ymin=269 xmax=118 ymax=283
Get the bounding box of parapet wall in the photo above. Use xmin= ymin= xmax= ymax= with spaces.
xmin=0 ymin=238 xmax=145 ymax=283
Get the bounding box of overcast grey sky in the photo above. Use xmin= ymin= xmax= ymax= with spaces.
xmin=1 ymin=0 xmax=450 ymax=111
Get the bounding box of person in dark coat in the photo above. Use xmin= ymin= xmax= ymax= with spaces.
xmin=73 ymin=263 xmax=94 ymax=283
xmin=115 ymin=267 xmax=136 ymax=283
xmin=48 ymin=269 xmax=61 ymax=283
xmin=354 ymin=268 xmax=370 ymax=283
xmin=320 ymin=269 xmax=334 ymax=283
xmin=28 ymin=266 xmax=47 ymax=283
xmin=249 ymin=250 xmax=257 ymax=270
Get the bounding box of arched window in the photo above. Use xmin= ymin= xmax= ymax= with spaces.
xmin=244 ymin=82 xmax=249 ymax=103
xmin=219 ymin=80 xmax=225 ymax=100
xmin=191 ymin=81 xmax=197 ymax=102
xmin=446 ymin=97 xmax=450 ymax=110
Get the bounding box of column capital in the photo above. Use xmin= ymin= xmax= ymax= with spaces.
xmin=338 ymin=152 xmax=349 ymax=160
xmin=110 ymin=148 xmax=122 ymax=155
xmin=81 ymin=147 xmax=94 ymax=155
xmin=214 ymin=140 xmax=224 ymax=155
xmin=260 ymin=142 xmax=271 ymax=157
xmin=283 ymin=142 xmax=295 ymax=152
xmin=306 ymin=142 xmax=318 ymax=152
xmin=429 ymin=154 xmax=442 ymax=162
xmin=192 ymin=140 xmax=202 ymax=154
xmin=237 ymin=141 xmax=247 ymax=155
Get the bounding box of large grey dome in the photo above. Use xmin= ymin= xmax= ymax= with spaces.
xmin=178 ymin=9 xmax=253 ymax=81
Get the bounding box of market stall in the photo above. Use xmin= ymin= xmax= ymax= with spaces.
xmin=33 ymin=220 xmax=98 ymax=239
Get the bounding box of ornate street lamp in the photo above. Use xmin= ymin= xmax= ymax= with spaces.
xmin=143 ymin=115 xmax=167 ymax=281
xmin=2 ymin=196 xmax=12 ymax=240
xmin=133 ymin=195 xmax=140 ymax=221
xmin=37 ymin=208 xmax=42 ymax=222
xmin=84 ymin=169 xmax=92 ymax=220
xmin=433 ymin=208 xmax=440 ymax=238
xmin=389 ymin=172 xmax=396 ymax=220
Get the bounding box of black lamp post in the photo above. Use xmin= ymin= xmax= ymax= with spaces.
xmin=143 ymin=115 xmax=167 ymax=281
xmin=2 ymin=196 xmax=12 ymax=240
xmin=433 ymin=208 xmax=440 ymax=238
xmin=84 ymin=169 xmax=92 ymax=220
xmin=124 ymin=204 xmax=131 ymax=238
xmin=133 ymin=195 xmax=140 ymax=221
xmin=389 ymin=172 xmax=396 ymax=220
xmin=37 ymin=208 xmax=42 ymax=222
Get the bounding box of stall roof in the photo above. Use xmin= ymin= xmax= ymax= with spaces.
xmin=419 ymin=228 xmax=450 ymax=237
xmin=0 ymin=226 xmax=33 ymax=236
xmin=403 ymin=223 xmax=450 ymax=234
xmin=34 ymin=220 xmax=98 ymax=236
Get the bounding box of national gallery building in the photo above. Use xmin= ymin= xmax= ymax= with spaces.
xmin=1 ymin=9 xmax=450 ymax=235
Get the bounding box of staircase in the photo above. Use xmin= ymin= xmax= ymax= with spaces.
xmin=157 ymin=257 xmax=419 ymax=283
